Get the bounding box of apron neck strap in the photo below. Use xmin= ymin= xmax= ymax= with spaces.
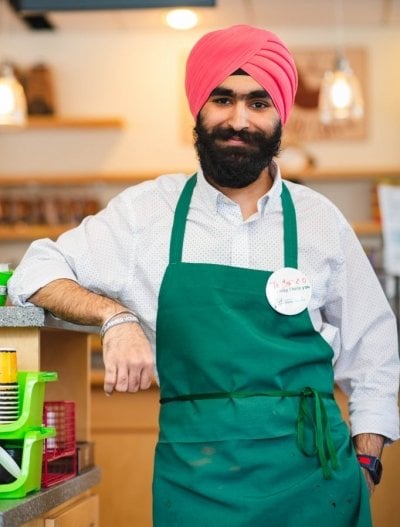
xmin=169 ymin=174 xmax=298 ymax=269
xmin=169 ymin=174 xmax=197 ymax=264
xmin=281 ymin=182 xmax=298 ymax=269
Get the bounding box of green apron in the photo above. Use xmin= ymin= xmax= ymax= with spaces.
xmin=153 ymin=175 xmax=371 ymax=526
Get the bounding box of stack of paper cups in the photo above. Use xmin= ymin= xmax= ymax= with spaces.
xmin=0 ymin=348 xmax=19 ymax=424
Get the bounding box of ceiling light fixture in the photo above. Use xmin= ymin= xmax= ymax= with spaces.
xmin=0 ymin=63 xmax=27 ymax=128
xmin=166 ymin=8 xmax=198 ymax=30
xmin=318 ymin=0 xmax=364 ymax=125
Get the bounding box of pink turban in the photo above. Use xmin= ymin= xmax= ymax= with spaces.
xmin=185 ymin=24 xmax=298 ymax=125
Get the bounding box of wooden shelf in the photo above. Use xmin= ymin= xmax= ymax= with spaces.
xmin=283 ymin=166 xmax=400 ymax=182
xmin=0 ymin=172 xmax=160 ymax=187
xmin=0 ymin=221 xmax=383 ymax=243
xmin=352 ymin=220 xmax=381 ymax=236
xmin=0 ymin=167 xmax=399 ymax=188
xmin=0 ymin=224 xmax=75 ymax=241
xmin=25 ymin=116 xmax=124 ymax=130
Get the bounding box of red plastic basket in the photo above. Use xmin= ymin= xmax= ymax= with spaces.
xmin=42 ymin=401 xmax=77 ymax=488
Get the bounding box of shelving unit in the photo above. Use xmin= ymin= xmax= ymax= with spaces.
xmin=0 ymin=115 xmax=125 ymax=247
xmin=287 ymin=166 xmax=399 ymax=237
xmin=2 ymin=167 xmax=399 ymax=240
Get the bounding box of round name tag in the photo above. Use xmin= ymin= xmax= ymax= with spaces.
xmin=266 ymin=267 xmax=312 ymax=315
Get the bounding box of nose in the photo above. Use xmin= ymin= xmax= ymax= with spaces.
xmin=227 ymin=102 xmax=249 ymax=130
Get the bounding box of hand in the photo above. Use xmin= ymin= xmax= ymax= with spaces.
xmin=361 ymin=467 xmax=375 ymax=496
xmin=102 ymin=322 xmax=154 ymax=395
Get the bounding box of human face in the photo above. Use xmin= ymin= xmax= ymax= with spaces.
xmin=200 ymin=75 xmax=280 ymax=144
xmin=194 ymin=75 xmax=282 ymax=189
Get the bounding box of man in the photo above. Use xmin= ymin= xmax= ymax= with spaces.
xmin=9 ymin=25 xmax=399 ymax=526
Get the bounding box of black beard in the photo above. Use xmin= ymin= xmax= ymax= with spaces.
xmin=194 ymin=117 xmax=282 ymax=189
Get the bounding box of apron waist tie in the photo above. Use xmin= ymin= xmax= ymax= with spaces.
xmin=160 ymin=387 xmax=339 ymax=479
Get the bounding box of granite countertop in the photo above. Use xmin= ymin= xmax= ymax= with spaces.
xmin=0 ymin=307 xmax=45 ymax=328
xmin=0 ymin=467 xmax=101 ymax=527
xmin=0 ymin=306 xmax=98 ymax=334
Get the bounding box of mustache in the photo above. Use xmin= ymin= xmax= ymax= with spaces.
xmin=210 ymin=126 xmax=266 ymax=145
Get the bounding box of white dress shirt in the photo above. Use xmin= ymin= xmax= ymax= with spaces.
xmin=9 ymin=163 xmax=400 ymax=441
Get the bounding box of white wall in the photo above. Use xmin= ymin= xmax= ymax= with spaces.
xmin=1 ymin=24 xmax=400 ymax=175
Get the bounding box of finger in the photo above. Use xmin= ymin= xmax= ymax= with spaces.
xmin=115 ymin=367 xmax=132 ymax=392
xmin=139 ymin=365 xmax=154 ymax=390
xmin=103 ymin=365 xmax=117 ymax=396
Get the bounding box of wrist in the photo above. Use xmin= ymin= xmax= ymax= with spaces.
xmin=353 ymin=433 xmax=385 ymax=459
xmin=100 ymin=310 xmax=140 ymax=342
xmin=101 ymin=305 xmax=129 ymax=325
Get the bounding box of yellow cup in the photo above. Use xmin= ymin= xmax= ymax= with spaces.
xmin=0 ymin=348 xmax=18 ymax=384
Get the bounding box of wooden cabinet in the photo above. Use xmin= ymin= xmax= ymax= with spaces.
xmin=90 ymin=385 xmax=159 ymax=527
xmin=44 ymin=494 xmax=99 ymax=527
xmin=21 ymin=494 xmax=99 ymax=527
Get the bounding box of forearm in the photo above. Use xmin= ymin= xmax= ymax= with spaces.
xmin=30 ymin=278 xmax=154 ymax=394
xmin=352 ymin=433 xmax=385 ymax=458
xmin=28 ymin=278 xmax=126 ymax=326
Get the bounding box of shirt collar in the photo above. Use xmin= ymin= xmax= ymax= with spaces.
xmin=194 ymin=162 xmax=283 ymax=217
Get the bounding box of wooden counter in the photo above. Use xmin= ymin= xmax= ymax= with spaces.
xmin=0 ymin=307 xmax=100 ymax=526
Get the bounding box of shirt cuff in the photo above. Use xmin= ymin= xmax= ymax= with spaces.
xmin=348 ymin=397 xmax=400 ymax=443
xmin=8 ymin=261 xmax=78 ymax=306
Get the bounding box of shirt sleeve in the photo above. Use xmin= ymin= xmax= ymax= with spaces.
xmin=324 ymin=220 xmax=400 ymax=442
xmin=8 ymin=187 xmax=137 ymax=307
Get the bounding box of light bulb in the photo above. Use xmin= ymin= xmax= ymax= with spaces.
xmin=330 ymin=74 xmax=352 ymax=109
xmin=0 ymin=64 xmax=27 ymax=128
xmin=166 ymin=9 xmax=198 ymax=30
xmin=0 ymin=83 xmax=15 ymax=114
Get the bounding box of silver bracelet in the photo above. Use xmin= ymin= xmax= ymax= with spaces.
xmin=101 ymin=310 xmax=133 ymax=330
xmin=100 ymin=311 xmax=139 ymax=342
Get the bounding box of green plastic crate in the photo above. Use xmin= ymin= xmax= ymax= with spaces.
xmin=0 ymin=427 xmax=55 ymax=498
xmin=0 ymin=371 xmax=57 ymax=439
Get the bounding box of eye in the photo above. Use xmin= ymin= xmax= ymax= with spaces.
xmin=250 ymin=100 xmax=270 ymax=109
xmin=211 ymin=97 xmax=232 ymax=105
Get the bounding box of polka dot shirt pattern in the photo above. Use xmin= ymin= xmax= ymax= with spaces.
xmin=9 ymin=164 xmax=400 ymax=441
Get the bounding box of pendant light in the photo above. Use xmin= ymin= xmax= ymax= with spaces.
xmin=165 ymin=9 xmax=198 ymax=30
xmin=0 ymin=62 xmax=27 ymax=128
xmin=318 ymin=0 xmax=364 ymax=125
